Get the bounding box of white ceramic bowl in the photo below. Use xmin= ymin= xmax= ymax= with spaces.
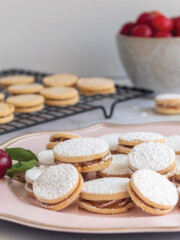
xmin=116 ymin=34 xmax=180 ymax=93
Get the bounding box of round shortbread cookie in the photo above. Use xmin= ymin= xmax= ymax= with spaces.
xmin=98 ymin=154 xmax=130 ymax=178
xmin=49 ymin=132 xmax=81 ymax=142
xmin=0 ymin=103 xmax=14 ymax=124
xmin=53 ymin=137 xmax=109 ymax=162
xmin=7 ymin=83 xmax=43 ymax=94
xmin=155 ymin=94 xmax=180 ymax=115
xmin=14 ymin=104 xmax=44 ymax=113
xmin=117 ymin=145 xmax=132 ymax=155
xmin=0 ymin=75 xmax=34 ymax=88
xmin=165 ymin=135 xmax=180 ymax=154
xmin=0 ymin=113 xmax=14 ymax=124
xmin=33 ymin=164 xmax=79 ymax=204
xmin=6 ymin=94 xmax=44 ymax=107
xmin=25 ymin=165 xmax=47 ymax=184
xmin=155 ymin=93 xmax=180 ymax=104
xmin=77 ymin=78 xmax=115 ymax=91
xmin=130 ymin=169 xmax=178 ymax=209
xmin=45 ymin=96 xmax=79 ymax=106
xmin=40 ymin=87 xmax=78 ymax=100
xmin=156 ymin=106 xmax=180 ymax=115
xmin=99 ymin=134 xmax=122 ymax=152
xmin=43 ymin=74 xmax=78 ymax=87
xmin=80 ymin=177 xmax=130 ymax=201
xmin=118 ymin=132 xmax=164 ymax=146
xmin=37 ymin=150 xmax=54 ymax=165
xmin=128 ymin=142 xmax=175 ymax=174
xmin=79 ymin=87 xmax=116 ymax=96
xmin=0 ymin=93 xmax=4 ymax=101
xmin=25 ymin=182 xmax=34 ymax=197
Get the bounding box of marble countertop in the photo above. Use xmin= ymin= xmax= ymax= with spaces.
xmin=1 ymin=79 xmax=180 ymax=240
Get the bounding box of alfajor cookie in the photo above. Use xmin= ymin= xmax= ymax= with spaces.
xmin=98 ymin=154 xmax=130 ymax=178
xmin=40 ymin=87 xmax=79 ymax=106
xmin=46 ymin=132 xmax=81 ymax=149
xmin=128 ymin=142 xmax=176 ymax=179
xmin=173 ymin=155 xmax=180 ymax=187
xmin=79 ymin=177 xmax=133 ymax=214
xmin=0 ymin=75 xmax=34 ymax=89
xmin=128 ymin=169 xmax=178 ymax=215
xmin=77 ymin=78 xmax=116 ymax=96
xmin=25 ymin=165 xmax=47 ymax=197
xmin=99 ymin=133 xmax=122 ymax=154
xmin=165 ymin=135 xmax=180 ymax=155
xmin=33 ymin=164 xmax=83 ymax=211
xmin=37 ymin=150 xmax=55 ymax=165
xmin=7 ymin=83 xmax=43 ymax=95
xmin=0 ymin=93 xmax=4 ymax=102
xmin=117 ymin=132 xmax=164 ymax=154
xmin=0 ymin=103 xmax=14 ymax=124
xmin=53 ymin=137 xmax=112 ymax=173
xmin=43 ymin=74 xmax=78 ymax=87
xmin=155 ymin=93 xmax=180 ymax=115
xmin=6 ymin=94 xmax=44 ymax=113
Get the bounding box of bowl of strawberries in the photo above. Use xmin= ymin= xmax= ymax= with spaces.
xmin=117 ymin=11 xmax=180 ymax=93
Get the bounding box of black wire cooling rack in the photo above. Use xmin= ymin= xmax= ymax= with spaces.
xmin=0 ymin=69 xmax=153 ymax=135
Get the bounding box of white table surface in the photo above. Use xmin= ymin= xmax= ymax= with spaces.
xmin=1 ymin=78 xmax=180 ymax=240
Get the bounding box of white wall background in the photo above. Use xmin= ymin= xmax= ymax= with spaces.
xmin=0 ymin=0 xmax=179 ymax=76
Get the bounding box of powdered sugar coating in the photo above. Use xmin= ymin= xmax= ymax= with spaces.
xmin=38 ymin=150 xmax=54 ymax=165
xmin=25 ymin=165 xmax=47 ymax=183
xmin=119 ymin=132 xmax=164 ymax=143
xmin=53 ymin=137 xmax=109 ymax=157
xmin=132 ymin=169 xmax=178 ymax=206
xmin=99 ymin=134 xmax=122 ymax=151
xmin=33 ymin=164 xmax=79 ymax=200
xmin=128 ymin=142 xmax=175 ymax=171
xmin=165 ymin=135 xmax=180 ymax=152
xmin=176 ymin=155 xmax=180 ymax=175
xmin=82 ymin=177 xmax=129 ymax=195
xmin=156 ymin=93 xmax=180 ymax=100
xmin=99 ymin=154 xmax=129 ymax=176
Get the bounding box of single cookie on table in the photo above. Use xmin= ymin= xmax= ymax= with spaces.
xmin=97 ymin=154 xmax=130 ymax=178
xmin=117 ymin=132 xmax=164 ymax=154
xmin=0 ymin=93 xmax=4 ymax=102
xmin=128 ymin=142 xmax=176 ymax=179
xmin=165 ymin=135 xmax=180 ymax=155
xmin=0 ymin=75 xmax=34 ymax=89
xmin=0 ymin=103 xmax=14 ymax=124
xmin=25 ymin=165 xmax=47 ymax=197
xmin=79 ymin=177 xmax=133 ymax=214
xmin=128 ymin=169 xmax=178 ymax=215
xmin=155 ymin=93 xmax=180 ymax=115
xmin=7 ymin=83 xmax=44 ymax=95
xmin=99 ymin=133 xmax=122 ymax=154
xmin=53 ymin=137 xmax=112 ymax=173
xmin=40 ymin=87 xmax=79 ymax=106
xmin=46 ymin=132 xmax=81 ymax=149
xmin=43 ymin=74 xmax=78 ymax=87
xmin=77 ymin=78 xmax=116 ymax=96
xmin=37 ymin=150 xmax=55 ymax=165
xmin=33 ymin=164 xmax=83 ymax=211
xmin=173 ymin=155 xmax=180 ymax=187
xmin=6 ymin=94 xmax=44 ymax=113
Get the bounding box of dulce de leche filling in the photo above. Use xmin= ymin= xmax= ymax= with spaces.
xmin=51 ymin=137 xmax=69 ymax=142
xmin=118 ymin=144 xmax=133 ymax=149
xmin=157 ymin=103 xmax=180 ymax=109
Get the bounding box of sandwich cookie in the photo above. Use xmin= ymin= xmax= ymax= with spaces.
xmin=37 ymin=150 xmax=55 ymax=165
xmin=53 ymin=137 xmax=112 ymax=172
xmin=77 ymin=78 xmax=116 ymax=96
xmin=173 ymin=155 xmax=180 ymax=187
xmin=25 ymin=165 xmax=47 ymax=197
xmin=79 ymin=177 xmax=133 ymax=214
xmin=0 ymin=103 xmax=14 ymax=124
xmin=0 ymin=93 xmax=4 ymax=101
xmin=99 ymin=134 xmax=122 ymax=154
xmin=7 ymin=83 xmax=43 ymax=95
xmin=128 ymin=142 xmax=176 ymax=179
xmin=46 ymin=132 xmax=81 ymax=149
xmin=6 ymin=94 xmax=44 ymax=113
xmin=165 ymin=135 xmax=180 ymax=155
xmin=117 ymin=132 xmax=164 ymax=154
xmin=33 ymin=164 xmax=83 ymax=211
xmin=43 ymin=74 xmax=78 ymax=87
xmin=98 ymin=154 xmax=130 ymax=178
xmin=0 ymin=75 xmax=34 ymax=89
xmin=40 ymin=87 xmax=79 ymax=106
xmin=155 ymin=93 xmax=180 ymax=115
xmin=128 ymin=169 xmax=178 ymax=215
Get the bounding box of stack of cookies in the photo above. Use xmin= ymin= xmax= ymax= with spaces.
xmin=7 ymin=83 xmax=43 ymax=95
xmin=0 ymin=75 xmax=34 ymax=89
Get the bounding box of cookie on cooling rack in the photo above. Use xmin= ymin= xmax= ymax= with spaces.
xmin=43 ymin=74 xmax=78 ymax=87
xmin=7 ymin=83 xmax=44 ymax=95
xmin=37 ymin=150 xmax=55 ymax=165
xmin=53 ymin=137 xmax=112 ymax=173
xmin=46 ymin=132 xmax=81 ymax=149
xmin=99 ymin=134 xmax=122 ymax=154
xmin=0 ymin=103 xmax=14 ymax=124
xmin=0 ymin=75 xmax=34 ymax=89
xmin=117 ymin=132 xmax=164 ymax=154
xmin=128 ymin=169 xmax=178 ymax=215
xmin=79 ymin=177 xmax=133 ymax=214
xmin=33 ymin=164 xmax=83 ymax=211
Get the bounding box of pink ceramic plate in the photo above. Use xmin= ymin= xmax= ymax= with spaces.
xmin=1 ymin=122 xmax=180 ymax=233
